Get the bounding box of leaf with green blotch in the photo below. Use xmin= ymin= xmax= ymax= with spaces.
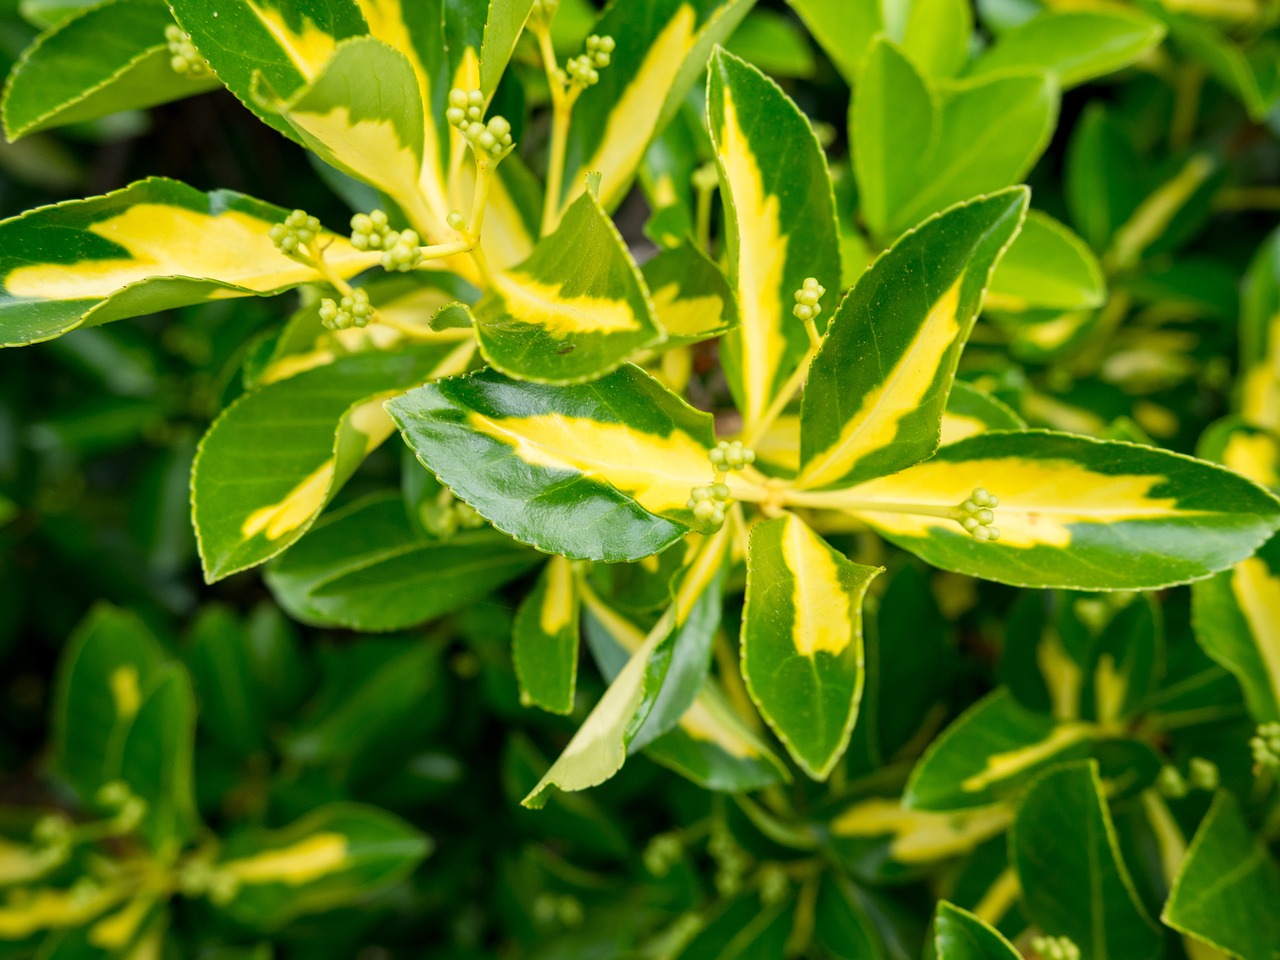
xmin=193 ymin=344 xmax=464 ymax=582
xmin=522 ymin=527 xmax=728 ymax=808
xmin=810 ymin=430 xmax=1280 ymax=590
xmin=641 ymin=241 xmax=739 ymax=344
xmin=1011 ymin=761 xmax=1164 ymax=960
xmin=119 ymin=663 xmax=198 ymax=850
xmin=554 ymin=0 xmax=754 ymax=216
xmin=941 ymin=382 xmax=1027 ymax=446
xmin=934 ymin=902 xmax=1021 ymax=960
xmin=904 ymin=688 xmax=1095 ymax=812
xmin=0 ymin=177 xmax=376 ymax=348
xmin=253 ymin=36 xmax=439 ymax=236
xmin=1241 ymin=227 xmax=1280 ymax=433
xmin=169 ymin=0 xmax=368 ymax=141
xmin=1162 ymin=791 xmax=1280 ymax=960
xmin=473 ymin=188 xmax=662 ymax=384
xmin=266 ymin=492 xmax=538 ymax=631
xmin=968 ymin=10 xmax=1164 ymax=89
xmin=854 ymin=38 xmax=1056 ymax=240
xmin=986 ymin=211 xmax=1106 ymax=313
xmin=211 ymin=803 xmax=430 ymax=930
xmin=797 ymin=189 xmax=1028 ymax=491
xmin=1 ymin=0 xmax=221 ymax=140
xmin=513 ymin=556 xmax=581 ymax=715
xmin=388 ymin=364 xmax=718 ymax=562
xmin=53 ymin=604 xmax=165 ymax=808
xmin=708 ymin=47 xmax=840 ymax=436
xmin=742 ymin=513 xmax=881 ymax=780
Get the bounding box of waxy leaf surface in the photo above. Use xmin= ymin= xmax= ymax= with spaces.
xmin=934 ymin=902 xmax=1021 ymax=960
xmin=513 ymin=556 xmax=581 ymax=714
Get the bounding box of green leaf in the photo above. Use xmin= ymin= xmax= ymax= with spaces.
xmin=52 ymin=604 xmax=165 ymax=807
xmin=478 ymin=0 xmax=535 ymax=97
xmin=1080 ymin=595 xmax=1163 ymax=725
xmin=708 ymin=46 xmax=840 ymax=435
xmin=474 ymin=188 xmax=661 ymax=384
xmin=986 ymin=211 xmax=1106 ymax=313
xmin=900 ymin=0 xmax=972 ymax=77
xmin=723 ymin=8 xmax=815 ymax=79
xmin=1010 ymin=761 xmax=1163 ymax=960
xmin=742 ymin=513 xmax=881 ymax=780
xmin=934 ymin=902 xmax=1021 ymax=959
xmin=1241 ymin=227 xmax=1280 ymax=432
xmin=192 ymin=344 xmax=462 ymax=582
xmin=212 ymin=803 xmax=430 ymax=930
xmin=253 ymin=36 xmax=437 ymax=237
xmin=1162 ymin=791 xmax=1280 ymax=960
xmin=797 ymin=188 xmax=1028 ymax=490
xmin=186 ymin=605 xmax=267 ymax=757
xmin=941 ymin=381 xmax=1027 ymax=446
xmin=810 ymin=430 xmax=1280 ymax=590
xmin=169 ymin=0 xmax=367 ymax=141
xmin=968 ymin=10 xmax=1164 ymax=89
xmin=556 ymin=0 xmax=754 ymax=214
xmin=783 ymin=0 xmax=882 ymax=83
xmin=388 ymin=364 xmax=716 ymax=562
xmin=674 ymin=893 xmax=794 ymax=959
xmin=513 ymin=556 xmax=580 ymax=715
xmin=0 ymin=177 xmax=376 ymax=348
xmin=119 ymin=663 xmax=198 ymax=851
xmin=813 ymin=875 xmax=886 ymax=959
xmin=641 ymin=241 xmax=739 ymax=344
xmin=266 ymin=491 xmax=537 ymax=631
xmin=905 ymin=688 xmax=1095 ymax=812
xmin=1163 ymin=13 xmax=1280 ymax=121
xmin=1065 ymin=103 xmax=1142 ymax=253
xmin=1 ymin=0 xmax=221 ymax=140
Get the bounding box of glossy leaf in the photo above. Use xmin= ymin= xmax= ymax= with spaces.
xmin=901 ymin=0 xmax=971 ymax=77
xmin=1162 ymin=792 xmax=1280 ymax=960
xmin=513 ymin=556 xmax=580 ymax=715
xmin=118 ymin=663 xmax=198 ymax=850
xmin=817 ymin=430 xmax=1280 ymax=590
xmin=986 ymin=211 xmax=1106 ymax=313
xmin=193 ymin=344 xmax=463 ymax=582
xmin=474 ymin=188 xmax=661 ymax=384
xmin=742 ymin=514 xmax=881 ymax=779
xmin=1 ymin=0 xmax=221 ymax=140
xmin=798 ymin=188 xmax=1028 ymax=490
xmin=1241 ymin=226 xmax=1280 ymax=432
xmin=0 ymin=177 xmax=373 ymax=347
xmin=783 ymin=0 xmax=880 ymax=83
xmin=266 ymin=492 xmax=538 ymax=631
xmin=969 ymin=10 xmax=1165 ymax=89
xmin=641 ymin=241 xmax=739 ymax=344
xmin=708 ymin=46 xmax=840 ymax=434
xmin=1011 ymin=761 xmax=1163 ymax=960
xmin=905 ymin=688 xmax=1094 ymax=812
xmin=388 ymin=364 xmax=716 ymax=562
xmin=186 ymin=606 xmax=268 ymax=757
xmin=940 ymin=381 xmax=1027 ymax=447
xmin=830 ymin=797 xmax=1010 ymax=879
xmin=934 ymin=902 xmax=1021 ymax=960
xmin=1065 ymin=103 xmax=1142 ymax=253
xmin=212 ymin=803 xmax=430 ymax=929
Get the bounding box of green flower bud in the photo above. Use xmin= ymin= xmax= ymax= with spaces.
xmin=1188 ymin=757 xmax=1219 ymax=791
xmin=1030 ymin=935 xmax=1080 ymax=960
xmin=271 ymin=210 xmax=323 ymax=260
xmin=320 ymin=288 xmax=374 ymax=331
xmin=642 ymin=833 xmax=683 ymax=876
xmin=1157 ymin=764 xmax=1189 ymax=799
xmin=165 ymin=24 xmax=209 ymax=77
xmin=757 ymin=863 xmax=789 ymax=906
xmin=1250 ymin=721 xmax=1280 ymax=769
xmin=957 ymin=487 xmax=1000 ymax=542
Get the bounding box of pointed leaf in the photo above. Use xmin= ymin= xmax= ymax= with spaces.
xmin=193 ymin=344 xmax=463 ymax=581
xmin=813 ymin=430 xmax=1280 ymax=590
xmin=742 ymin=513 xmax=881 ymax=779
xmin=479 ymin=0 xmax=535 ymax=97
xmin=941 ymin=381 xmax=1027 ymax=446
xmin=1011 ymin=761 xmax=1163 ymax=960
xmin=986 ymin=211 xmax=1106 ymax=313
xmin=783 ymin=0 xmax=882 ymax=83
xmin=830 ymin=798 xmax=1011 ymax=880
xmin=797 ymin=188 xmax=1028 ymax=490
xmin=513 ymin=556 xmax=581 ymax=715
xmin=934 ymin=902 xmax=1021 ymax=960
xmin=0 ymin=178 xmax=374 ymax=347
xmin=1241 ymin=227 xmax=1280 ymax=432
xmin=119 ymin=664 xmax=198 ymax=851
xmin=387 ymin=364 xmax=717 ymax=562
xmin=641 ymin=241 xmax=739 ymax=344
xmin=474 ymin=188 xmax=661 ymax=384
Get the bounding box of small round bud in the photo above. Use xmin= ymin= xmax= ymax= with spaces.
xmin=710 ymin=482 xmax=730 ymax=501
xmin=447 ymin=211 xmax=467 ymax=231
xmin=468 ymin=90 xmax=485 ymax=108
xmin=1157 ymin=764 xmax=1189 ymax=799
xmin=448 ymin=88 xmax=468 ymax=108
xmin=758 ymin=863 xmax=789 ymax=907
xmin=1188 ymin=757 xmax=1219 ymax=791
xmin=1251 ymin=722 xmax=1280 ymax=770
xmin=446 ymin=106 xmax=466 ymax=127
xmin=488 ymin=115 xmax=511 ymax=139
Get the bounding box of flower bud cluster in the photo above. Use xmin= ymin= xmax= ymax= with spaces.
xmin=533 ymin=892 xmax=583 ymax=927
xmin=757 ymin=863 xmax=789 ymax=906
xmin=642 ymin=832 xmax=683 ymax=877
xmin=446 ymin=89 xmax=514 ymax=161
xmin=688 ymin=482 xmax=731 ymax=530
xmin=1031 ymin=935 xmax=1080 ymax=960
xmin=165 ymin=25 xmax=209 ymax=76
xmin=422 ymin=489 xmax=486 ymax=540
xmin=269 ymin=209 xmax=322 ymax=259
xmin=708 ymin=824 xmax=748 ymax=897
xmin=1252 ymin=721 xmax=1280 ymax=770
xmin=958 ymin=487 xmax=1000 ymax=542
xmin=709 ymin=440 xmax=755 ymax=472
xmin=351 ymin=210 xmax=423 ymax=272
xmin=319 ymin=288 xmax=373 ymax=331
xmin=792 ymin=277 xmax=825 ymax=322
xmin=529 ymin=0 xmax=559 ymax=25
xmin=564 ymin=35 xmax=615 ymax=88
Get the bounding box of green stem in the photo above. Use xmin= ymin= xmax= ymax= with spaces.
xmin=742 ymin=343 xmax=820 ymax=448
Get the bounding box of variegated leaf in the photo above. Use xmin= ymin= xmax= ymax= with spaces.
xmin=829 ymin=798 xmax=1010 ymax=880
xmin=940 ymin=381 xmax=1027 ymax=447
xmin=708 ymin=46 xmax=840 ymax=435
xmin=0 ymin=178 xmax=375 ymax=347
xmin=797 ymin=188 xmax=1028 ymax=491
xmin=641 ymin=241 xmax=739 ymax=344
xmin=1241 ymin=225 xmax=1280 ymax=432
xmin=934 ymin=902 xmax=1023 ymax=960
xmin=388 ymin=364 xmax=718 ymax=562
xmin=513 ymin=556 xmax=581 ymax=715
xmin=742 ymin=513 xmax=882 ymax=779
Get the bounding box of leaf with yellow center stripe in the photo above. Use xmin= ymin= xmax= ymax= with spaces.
xmin=193 ymin=344 xmax=465 ymax=583
xmin=170 ymin=0 xmax=367 ymax=141
xmin=940 ymin=381 xmax=1026 ymax=447
xmin=796 ymin=188 xmax=1028 ymax=491
xmin=513 ymin=556 xmax=581 ymax=715
xmin=253 ymin=36 xmax=438 ymax=235
xmin=1241 ymin=225 xmax=1280 ymax=432
xmin=212 ymin=803 xmax=429 ymax=929
xmin=522 ymin=526 xmax=729 ymax=807
xmin=741 ymin=513 xmax=882 ymax=780
xmin=641 ymin=241 xmax=739 ymax=344
xmin=708 ymin=46 xmax=840 ymax=435
xmin=387 ymin=364 xmax=717 ymax=562
xmin=554 ymin=0 xmax=754 ymax=216
xmin=1192 ymin=418 xmax=1280 ymax=722
xmin=809 ymin=430 xmax=1280 ymax=590
xmin=0 ymin=177 xmax=375 ymax=348
xmin=473 ymin=187 xmax=663 ymax=384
